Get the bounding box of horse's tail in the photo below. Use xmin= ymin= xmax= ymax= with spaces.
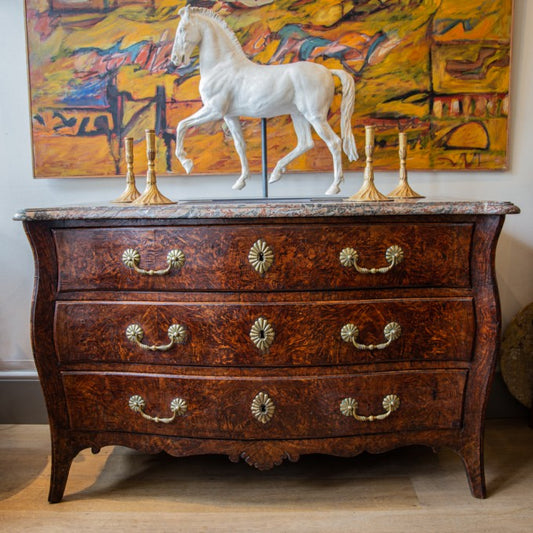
xmin=330 ymin=69 xmax=358 ymax=162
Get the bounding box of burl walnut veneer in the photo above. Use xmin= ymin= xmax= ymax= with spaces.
xmin=15 ymin=199 xmax=519 ymax=502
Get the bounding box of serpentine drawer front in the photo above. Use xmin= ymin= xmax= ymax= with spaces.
xmin=62 ymin=370 xmax=468 ymax=439
xmin=16 ymin=199 xmax=519 ymax=502
xmin=53 ymin=222 xmax=473 ymax=292
xmin=55 ymin=298 xmax=475 ymax=366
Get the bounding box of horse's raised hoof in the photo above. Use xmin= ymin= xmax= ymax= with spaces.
xmin=232 ymin=177 xmax=247 ymax=190
xmin=269 ymin=164 xmax=288 ymax=183
xmin=325 ymin=183 xmax=341 ymax=195
xmin=181 ymin=158 xmax=194 ymax=174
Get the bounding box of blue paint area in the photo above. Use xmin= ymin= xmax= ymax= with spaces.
xmin=277 ymin=24 xmax=332 ymax=60
xmin=75 ymin=38 xmax=149 ymax=62
xmin=434 ymin=18 xmax=475 ymax=34
xmin=62 ymin=76 xmax=109 ymax=107
xmin=61 ymin=39 xmax=150 ymax=107
xmin=433 ymin=12 xmax=498 ymax=36
xmin=278 ymin=24 xmax=307 ymax=40
xmin=275 ymin=23 xmax=388 ymax=72
xmin=366 ymin=32 xmax=387 ymax=62
xmin=299 ymin=36 xmax=333 ymax=60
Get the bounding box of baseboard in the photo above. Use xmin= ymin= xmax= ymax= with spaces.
xmin=0 ymin=372 xmax=528 ymax=424
xmin=0 ymin=378 xmax=48 ymax=423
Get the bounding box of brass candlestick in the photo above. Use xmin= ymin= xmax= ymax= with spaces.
xmin=388 ymin=132 xmax=424 ymax=199
xmin=112 ymin=137 xmax=141 ymax=203
xmin=346 ymin=125 xmax=391 ymax=202
xmin=132 ymin=129 xmax=175 ymax=205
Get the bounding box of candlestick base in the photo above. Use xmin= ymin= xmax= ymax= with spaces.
xmin=131 ymin=183 xmax=175 ymax=205
xmin=387 ymin=181 xmax=424 ymax=199
xmin=346 ymin=181 xmax=392 ymax=202
xmin=112 ymin=183 xmax=141 ymax=204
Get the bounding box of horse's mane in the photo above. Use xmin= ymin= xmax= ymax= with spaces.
xmin=188 ymin=7 xmax=247 ymax=60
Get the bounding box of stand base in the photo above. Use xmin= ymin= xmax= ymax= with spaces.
xmin=388 ymin=181 xmax=424 ymax=199
xmin=111 ymin=183 xmax=141 ymax=204
xmin=132 ymin=184 xmax=175 ymax=206
xmin=346 ymin=181 xmax=391 ymax=202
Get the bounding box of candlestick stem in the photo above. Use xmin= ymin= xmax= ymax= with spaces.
xmin=132 ymin=129 xmax=175 ymax=205
xmin=346 ymin=126 xmax=390 ymax=202
xmin=387 ymin=132 xmax=424 ymax=199
xmin=112 ymin=137 xmax=141 ymax=203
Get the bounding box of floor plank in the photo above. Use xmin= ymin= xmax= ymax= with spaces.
xmin=0 ymin=420 xmax=531 ymax=532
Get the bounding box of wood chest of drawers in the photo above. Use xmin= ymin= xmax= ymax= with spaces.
xmin=16 ymin=199 xmax=519 ymax=502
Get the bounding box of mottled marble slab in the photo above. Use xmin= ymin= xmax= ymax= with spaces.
xmin=14 ymin=198 xmax=520 ymax=221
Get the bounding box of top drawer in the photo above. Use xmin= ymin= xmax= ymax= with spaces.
xmin=53 ymin=222 xmax=473 ymax=292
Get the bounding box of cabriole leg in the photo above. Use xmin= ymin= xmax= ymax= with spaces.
xmin=48 ymin=432 xmax=78 ymax=503
xmin=460 ymin=442 xmax=486 ymax=499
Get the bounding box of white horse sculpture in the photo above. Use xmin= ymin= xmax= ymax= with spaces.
xmin=171 ymin=6 xmax=358 ymax=195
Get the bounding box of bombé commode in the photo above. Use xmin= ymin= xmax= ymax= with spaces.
xmin=15 ymin=198 xmax=519 ymax=502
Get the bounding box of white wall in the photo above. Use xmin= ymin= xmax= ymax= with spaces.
xmin=1 ymin=1 xmax=532 ymax=375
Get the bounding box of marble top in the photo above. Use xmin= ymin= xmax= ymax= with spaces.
xmin=14 ymin=198 xmax=520 ymax=221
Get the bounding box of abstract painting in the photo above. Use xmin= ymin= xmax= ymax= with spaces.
xmin=25 ymin=0 xmax=512 ymax=178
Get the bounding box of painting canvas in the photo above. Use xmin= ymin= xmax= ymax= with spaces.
xmin=25 ymin=0 xmax=513 ymax=178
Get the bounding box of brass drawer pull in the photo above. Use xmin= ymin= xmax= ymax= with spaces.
xmin=122 ymin=248 xmax=185 ymax=276
xmin=340 ymin=394 xmax=400 ymax=422
xmin=129 ymin=394 xmax=187 ymax=423
xmin=341 ymin=322 xmax=401 ymax=351
xmin=251 ymin=392 xmax=275 ymax=424
xmin=126 ymin=323 xmax=188 ymax=351
xmin=248 ymin=239 xmax=274 ymax=275
xmin=339 ymin=245 xmax=404 ymax=274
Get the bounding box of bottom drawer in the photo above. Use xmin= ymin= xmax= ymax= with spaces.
xmin=62 ymin=370 xmax=467 ymax=440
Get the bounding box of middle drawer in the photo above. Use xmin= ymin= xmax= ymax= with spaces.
xmin=55 ymin=298 xmax=474 ymax=366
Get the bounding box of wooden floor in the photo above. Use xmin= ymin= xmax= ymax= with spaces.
xmin=0 ymin=420 xmax=531 ymax=532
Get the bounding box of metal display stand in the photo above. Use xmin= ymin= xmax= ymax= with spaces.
xmin=261 ymin=118 xmax=268 ymax=198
